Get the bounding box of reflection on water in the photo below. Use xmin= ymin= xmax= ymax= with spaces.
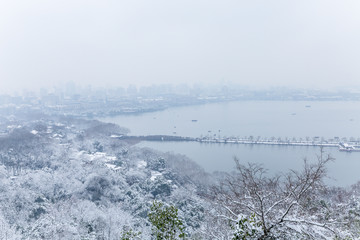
xmin=138 ymin=141 xmax=359 ymax=187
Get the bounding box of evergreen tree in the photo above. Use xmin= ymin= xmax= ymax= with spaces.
xmin=148 ymin=201 xmax=186 ymax=240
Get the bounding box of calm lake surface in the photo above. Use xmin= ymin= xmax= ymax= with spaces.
xmin=100 ymin=101 xmax=360 ymax=187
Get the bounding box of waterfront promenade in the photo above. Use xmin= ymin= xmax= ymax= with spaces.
xmin=116 ymin=135 xmax=360 ymax=152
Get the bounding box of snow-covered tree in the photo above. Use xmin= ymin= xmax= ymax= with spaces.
xmin=212 ymin=151 xmax=341 ymax=239
xmin=0 ymin=212 xmax=20 ymax=240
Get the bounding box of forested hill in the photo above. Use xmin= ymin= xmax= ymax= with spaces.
xmin=0 ymin=113 xmax=212 ymax=239
xmin=0 ymin=112 xmax=360 ymax=239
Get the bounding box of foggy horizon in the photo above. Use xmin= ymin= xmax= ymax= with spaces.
xmin=1 ymin=0 xmax=360 ymax=94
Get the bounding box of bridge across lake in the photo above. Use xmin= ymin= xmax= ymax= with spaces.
xmin=115 ymin=135 xmax=360 ymax=152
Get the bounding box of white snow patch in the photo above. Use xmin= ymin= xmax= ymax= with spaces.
xmin=80 ymin=151 xmax=118 ymax=164
xmin=31 ymin=130 xmax=38 ymax=135
xmin=94 ymin=152 xmax=106 ymax=157
xmin=7 ymin=125 xmax=21 ymax=129
xmin=105 ymin=163 xmax=116 ymax=169
xmin=105 ymin=163 xmax=121 ymax=171
xmin=110 ymin=134 xmax=123 ymax=138
xmin=150 ymin=171 xmax=162 ymax=181
xmin=53 ymin=133 xmax=63 ymax=138
xmin=107 ymin=156 xmax=117 ymax=161
xmin=137 ymin=160 xmax=147 ymax=168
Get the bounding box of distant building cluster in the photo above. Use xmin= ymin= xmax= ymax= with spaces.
xmin=0 ymin=82 xmax=360 ymax=118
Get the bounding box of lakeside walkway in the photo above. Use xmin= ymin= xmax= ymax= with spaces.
xmin=116 ymin=135 xmax=360 ymax=152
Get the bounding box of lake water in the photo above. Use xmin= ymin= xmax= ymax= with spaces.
xmin=100 ymin=101 xmax=360 ymax=187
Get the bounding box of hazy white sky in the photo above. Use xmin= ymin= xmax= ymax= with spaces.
xmin=1 ymin=0 xmax=360 ymax=93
